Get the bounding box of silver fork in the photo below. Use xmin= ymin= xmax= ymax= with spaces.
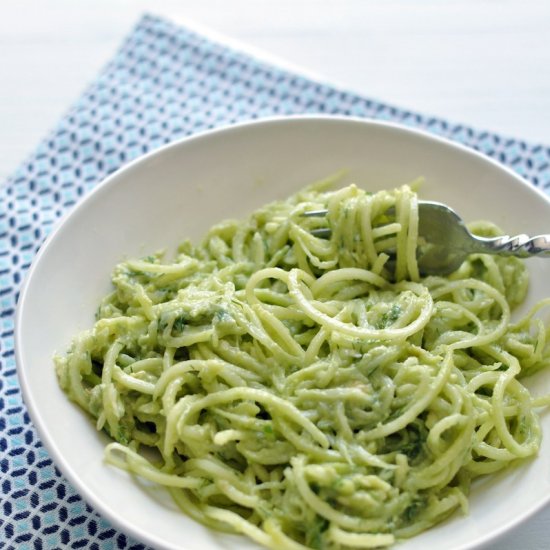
xmin=304 ymin=201 xmax=550 ymax=275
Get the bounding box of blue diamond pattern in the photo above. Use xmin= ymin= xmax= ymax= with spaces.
xmin=1 ymin=12 xmax=550 ymax=550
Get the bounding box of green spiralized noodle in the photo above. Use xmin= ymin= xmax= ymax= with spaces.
xmin=55 ymin=180 xmax=550 ymax=549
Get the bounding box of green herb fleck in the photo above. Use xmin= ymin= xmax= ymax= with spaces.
xmin=262 ymin=423 xmax=275 ymax=440
xmin=403 ymin=495 xmax=427 ymax=524
xmin=172 ymin=315 xmax=187 ymax=333
xmin=305 ymin=515 xmax=329 ymax=549
xmin=376 ymin=304 xmax=402 ymax=329
xmin=116 ymin=425 xmax=131 ymax=446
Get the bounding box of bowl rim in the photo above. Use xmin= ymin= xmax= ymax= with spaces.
xmin=14 ymin=114 xmax=550 ymax=550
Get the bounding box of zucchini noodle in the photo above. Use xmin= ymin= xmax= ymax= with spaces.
xmin=55 ymin=180 xmax=550 ymax=549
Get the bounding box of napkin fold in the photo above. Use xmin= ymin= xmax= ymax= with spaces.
xmin=2 ymin=13 xmax=550 ymax=550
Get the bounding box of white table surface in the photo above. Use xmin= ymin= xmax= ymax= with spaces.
xmin=2 ymin=1 xmax=550 ymax=548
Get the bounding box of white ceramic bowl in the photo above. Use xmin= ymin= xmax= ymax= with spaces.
xmin=16 ymin=116 xmax=550 ymax=550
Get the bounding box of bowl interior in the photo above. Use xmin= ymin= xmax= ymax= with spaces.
xmin=16 ymin=117 xmax=550 ymax=550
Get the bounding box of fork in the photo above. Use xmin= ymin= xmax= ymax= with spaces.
xmin=303 ymin=201 xmax=550 ymax=275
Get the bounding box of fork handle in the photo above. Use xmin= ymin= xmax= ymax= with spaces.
xmin=473 ymin=234 xmax=550 ymax=259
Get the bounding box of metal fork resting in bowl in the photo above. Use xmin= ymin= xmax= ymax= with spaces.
xmin=304 ymin=201 xmax=550 ymax=275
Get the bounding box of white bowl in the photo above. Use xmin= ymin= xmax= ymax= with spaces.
xmin=16 ymin=116 xmax=550 ymax=550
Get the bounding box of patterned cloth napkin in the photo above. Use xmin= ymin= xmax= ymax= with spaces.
xmin=2 ymin=13 xmax=550 ymax=550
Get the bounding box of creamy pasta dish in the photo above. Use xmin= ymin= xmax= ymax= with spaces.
xmin=55 ymin=181 xmax=550 ymax=549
